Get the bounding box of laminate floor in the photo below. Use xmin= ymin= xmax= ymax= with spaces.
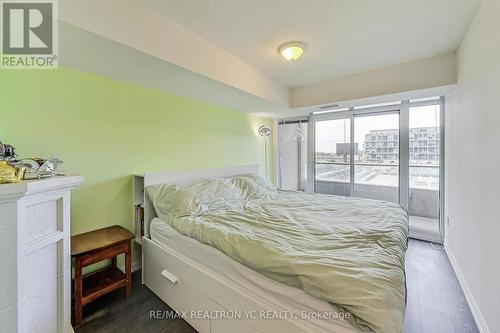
xmin=403 ymin=240 xmax=478 ymax=333
xmin=75 ymin=239 xmax=478 ymax=333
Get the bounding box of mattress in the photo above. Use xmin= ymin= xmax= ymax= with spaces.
xmin=150 ymin=218 xmax=364 ymax=333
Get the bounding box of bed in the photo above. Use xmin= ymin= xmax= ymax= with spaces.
xmin=141 ymin=165 xmax=408 ymax=333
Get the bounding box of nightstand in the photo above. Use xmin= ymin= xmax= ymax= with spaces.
xmin=71 ymin=225 xmax=133 ymax=326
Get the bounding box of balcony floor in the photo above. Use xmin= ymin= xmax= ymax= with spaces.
xmin=409 ymin=215 xmax=440 ymax=242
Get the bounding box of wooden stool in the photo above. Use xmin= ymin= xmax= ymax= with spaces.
xmin=71 ymin=225 xmax=133 ymax=326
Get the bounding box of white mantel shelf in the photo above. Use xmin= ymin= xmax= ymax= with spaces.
xmin=0 ymin=175 xmax=84 ymax=198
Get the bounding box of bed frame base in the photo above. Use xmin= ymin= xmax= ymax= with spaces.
xmin=141 ymin=165 xmax=361 ymax=333
xmin=142 ymin=237 xmax=322 ymax=333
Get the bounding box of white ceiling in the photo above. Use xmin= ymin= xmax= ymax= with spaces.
xmin=143 ymin=0 xmax=480 ymax=87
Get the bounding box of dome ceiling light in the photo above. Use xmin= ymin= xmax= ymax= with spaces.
xmin=278 ymin=42 xmax=306 ymax=62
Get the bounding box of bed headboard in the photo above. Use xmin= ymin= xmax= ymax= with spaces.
xmin=142 ymin=164 xmax=259 ymax=238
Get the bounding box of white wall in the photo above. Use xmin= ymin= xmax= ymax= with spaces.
xmin=291 ymin=52 xmax=457 ymax=108
xmin=445 ymin=0 xmax=500 ymax=332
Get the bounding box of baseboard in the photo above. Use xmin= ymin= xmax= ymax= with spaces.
xmin=444 ymin=241 xmax=490 ymax=333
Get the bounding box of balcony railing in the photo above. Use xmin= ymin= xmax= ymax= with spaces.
xmin=315 ymin=161 xmax=438 ymax=168
xmin=314 ymin=162 xmax=439 ymax=219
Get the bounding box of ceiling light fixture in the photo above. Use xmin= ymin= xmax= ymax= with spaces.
xmin=278 ymin=42 xmax=306 ymax=62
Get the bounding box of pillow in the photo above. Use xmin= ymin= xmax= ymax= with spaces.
xmin=146 ymin=177 xmax=244 ymax=219
xmin=231 ymin=174 xmax=277 ymax=199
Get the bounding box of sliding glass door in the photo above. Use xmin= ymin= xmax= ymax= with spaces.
xmin=314 ymin=112 xmax=401 ymax=203
xmin=278 ymin=98 xmax=445 ymax=242
xmin=353 ymin=112 xmax=400 ymax=203
xmin=314 ymin=117 xmax=351 ymax=196
xmin=304 ymin=98 xmax=445 ymax=242
xmin=408 ymin=103 xmax=442 ymax=240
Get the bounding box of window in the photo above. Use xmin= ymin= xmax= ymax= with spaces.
xmin=278 ymin=97 xmax=444 ymax=241
xmin=314 ymin=118 xmax=351 ymax=196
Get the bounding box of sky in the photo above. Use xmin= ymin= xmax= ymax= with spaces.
xmin=316 ymin=104 xmax=440 ymax=153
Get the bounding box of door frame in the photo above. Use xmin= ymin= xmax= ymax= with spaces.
xmin=308 ymin=107 xmax=407 ymax=208
xmin=307 ymin=110 xmax=353 ymax=195
xmin=306 ymin=97 xmax=445 ymax=242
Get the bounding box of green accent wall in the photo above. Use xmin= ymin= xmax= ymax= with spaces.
xmin=0 ymin=67 xmax=274 ymax=267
